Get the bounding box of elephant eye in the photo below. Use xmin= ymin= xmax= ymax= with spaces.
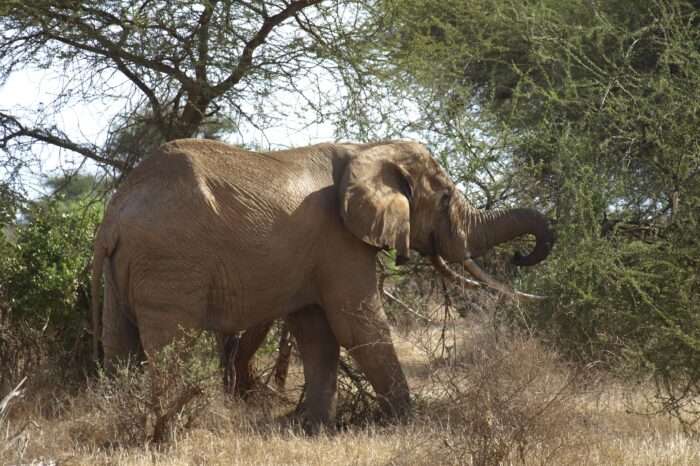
xmin=440 ymin=191 xmax=451 ymax=211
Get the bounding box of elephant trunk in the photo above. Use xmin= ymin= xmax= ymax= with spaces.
xmin=433 ymin=199 xmax=553 ymax=302
xmin=460 ymin=202 xmax=554 ymax=266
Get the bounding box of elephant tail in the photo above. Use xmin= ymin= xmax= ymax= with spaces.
xmin=92 ymin=223 xmax=121 ymax=364
xmin=91 ymin=240 xmax=107 ymax=363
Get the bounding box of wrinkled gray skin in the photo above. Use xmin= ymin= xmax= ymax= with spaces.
xmin=92 ymin=139 xmax=553 ymax=432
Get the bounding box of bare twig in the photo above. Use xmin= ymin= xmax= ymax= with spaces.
xmin=382 ymin=289 xmax=433 ymax=323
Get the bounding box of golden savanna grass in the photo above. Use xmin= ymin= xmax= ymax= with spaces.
xmin=2 ymin=310 xmax=698 ymax=465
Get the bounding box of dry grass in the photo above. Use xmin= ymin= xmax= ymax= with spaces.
xmin=2 ymin=311 xmax=698 ymax=465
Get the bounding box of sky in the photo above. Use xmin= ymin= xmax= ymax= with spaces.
xmin=0 ymin=69 xmax=101 ymax=182
xmin=0 ymin=67 xmax=336 ymax=197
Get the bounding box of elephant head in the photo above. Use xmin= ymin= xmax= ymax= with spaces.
xmin=339 ymin=141 xmax=554 ymax=294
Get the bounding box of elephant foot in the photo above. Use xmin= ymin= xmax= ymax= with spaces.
xmin=293 ymin=394 xmax=337 ymax=436
xmin=302 ymin=418 xmax=335 ymax=436
xmin=285 ymin=307 xmax=340 ymax=435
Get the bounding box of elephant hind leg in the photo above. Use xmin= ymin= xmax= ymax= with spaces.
xmin=216 ymin=322 xmax=274 ymax=397
xmin=101 ymin=255 xmax=143 ymax=374
xmin=102 ymin=305 xmax=143 ymax=374
xmin=286 ymin=306 xmax=340 ymax=434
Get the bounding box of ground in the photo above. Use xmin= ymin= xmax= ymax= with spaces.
xmin=2 ymin=310 xmax=698 ymax=465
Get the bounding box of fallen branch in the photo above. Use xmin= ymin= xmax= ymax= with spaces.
xmin=1 ymin=377 xmax=29 ymax=455
xmin=0 ymin=377 xmax=26 ymax=425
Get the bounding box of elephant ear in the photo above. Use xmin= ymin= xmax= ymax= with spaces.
xmin=339 ymin=147 xmax=412 ymax=264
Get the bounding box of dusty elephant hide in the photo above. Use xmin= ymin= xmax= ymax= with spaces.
xmin=92 ymin=139 xmax=554 ymax=431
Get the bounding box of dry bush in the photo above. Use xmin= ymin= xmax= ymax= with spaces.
xmin=2 ymin=311 xmax=698 ymax=465
xmin=0 ymin=318 xmax=47 ymax=394
xmin=0 ymin=315 xmax=93 ymax=427
xmin=2 ymin=269 xmax=698 ymax=464
xmin=376 ymin=256 xmax=590 ymax=464
xmin=73 ymin=332 xmax=220 ymax=447
xmin=379 ymin=257 xmax=443 ymax=335
xmin=0 ymin=315 xmax=92 ymax=462
xmin=396 ymin=307 xmax=590 ymax=465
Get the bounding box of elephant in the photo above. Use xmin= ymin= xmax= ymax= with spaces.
xmin=91 ymin=139 xmax=554 ymax=431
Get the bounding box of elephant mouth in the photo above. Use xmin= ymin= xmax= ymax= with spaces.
xmin=430 ymin=256 xmax=547 ymax=301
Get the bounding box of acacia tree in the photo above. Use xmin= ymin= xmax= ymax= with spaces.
xmin=0 ymin=0 xmax=374 ymax=187
xmin=368 ymin=0 xmax=700 ymax=429
xmin=0 ymin=0 xmax=386 ymax=387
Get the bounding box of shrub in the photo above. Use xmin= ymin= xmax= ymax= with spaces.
xmin=408 ymin=316 xmax=588 ymax=465
xmin=524 ymin=232 xmax=700 ymax=431
xmin=1 ymin=200 xmax=101 ymax=327
xmin=0 ymin=199 xmax=103 ymax=386
xmin=379 ymin=0 xmax=700 ymax=429
xmin=84 ymin=332 xmax=219 ymax=446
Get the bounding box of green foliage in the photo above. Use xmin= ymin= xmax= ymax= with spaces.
xmin=0 ymin=183 xmax=18 ymax=228
xmin=0 ymin=198 xmax=102 ymax=342
xmin=42 ymin=173 xmax=111 ymax=206
xmin=377 ymin=0 xmax=700 ymax=425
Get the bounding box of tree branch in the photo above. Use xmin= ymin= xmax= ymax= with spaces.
xmin=212 ymin=0 xmax=323 ymax=95
xmin=0 ymin=113 xmax=127 ymax=172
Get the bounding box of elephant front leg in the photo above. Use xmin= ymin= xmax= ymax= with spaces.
xmin=286 ymin=306 xmax=340 ymax=434
xmin=322 ymin=292 xmax=411 ymax=420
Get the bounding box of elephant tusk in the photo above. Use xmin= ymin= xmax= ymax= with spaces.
xmin=430 ymin=256 xmax=481 ymax=289
xmin=461 ymin=258 xmax=548 ymax=301
xmin=430 ymin=256 xmax=548 ymax=302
